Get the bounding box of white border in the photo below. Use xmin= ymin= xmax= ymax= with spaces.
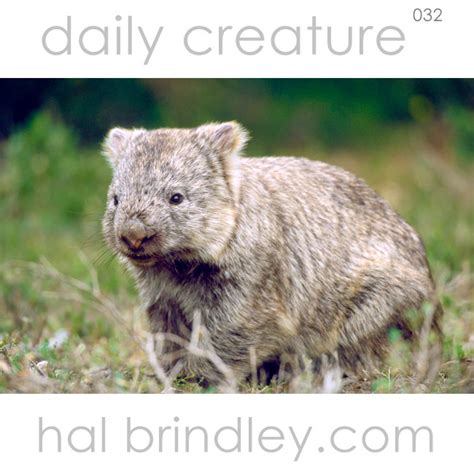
xmin=0 ymin=0 xmax=473 ymax=77
xmin=1 ymin=394 xmax=472 ymax=473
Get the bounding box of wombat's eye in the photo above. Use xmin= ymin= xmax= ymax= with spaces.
xmin=170 ymin=193 xmax=184 ymax=205
xmin=113 ymin=195 xmax=119 ymax=206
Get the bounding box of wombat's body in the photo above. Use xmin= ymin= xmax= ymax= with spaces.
xmin=102 ymin=123 xmax=440 ymax=386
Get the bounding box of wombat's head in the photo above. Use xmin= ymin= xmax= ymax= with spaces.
xmin=102 ymin=122 xmax=247 ymax=267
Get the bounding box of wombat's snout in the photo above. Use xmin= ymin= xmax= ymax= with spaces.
xmin=119 ymin=219 xmax=157 ymax=253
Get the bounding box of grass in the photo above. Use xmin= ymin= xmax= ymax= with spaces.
xmin=0 ymin=111 xmax=472 ymax=393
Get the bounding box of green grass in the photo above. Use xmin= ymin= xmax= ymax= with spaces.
xmin=0 ymin=111 xmax=472 ymax=393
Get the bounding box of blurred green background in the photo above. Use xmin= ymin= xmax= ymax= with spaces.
xmin=0 ymin=79 xmax=472 ymax=393
xmin=2 ymin=79 xmax=474 ymax=153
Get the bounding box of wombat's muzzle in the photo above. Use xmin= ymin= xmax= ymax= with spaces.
xmin=119 ymin=218 xmax=157 ymax=254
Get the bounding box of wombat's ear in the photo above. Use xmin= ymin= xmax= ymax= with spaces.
xmin=102 ymin=128 xmax=131 ymax=167
xmin=210 ymin=121 xmax=249 ymax=157
xmin=198 ymin=122 xmax=249 ymax=201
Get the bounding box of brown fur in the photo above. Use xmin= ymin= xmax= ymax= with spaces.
xmin=102 ymin=122 xmax=442 ymax=387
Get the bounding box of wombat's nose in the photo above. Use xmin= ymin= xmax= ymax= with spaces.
xmin=120 ymin=221 xmax=154 ymax=252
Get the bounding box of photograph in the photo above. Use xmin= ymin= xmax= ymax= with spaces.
xmin=0 ymin=78 xmax=473 ymax=394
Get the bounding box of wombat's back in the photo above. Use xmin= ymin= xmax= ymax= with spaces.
xmin=237 ymin=156 xmax=437 ymax=373
xmin=240 ymin=156 xmax=430 ymax=272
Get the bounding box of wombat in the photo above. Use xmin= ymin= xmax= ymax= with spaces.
xmin=102 ymin=122 xmax=442 ymax=388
